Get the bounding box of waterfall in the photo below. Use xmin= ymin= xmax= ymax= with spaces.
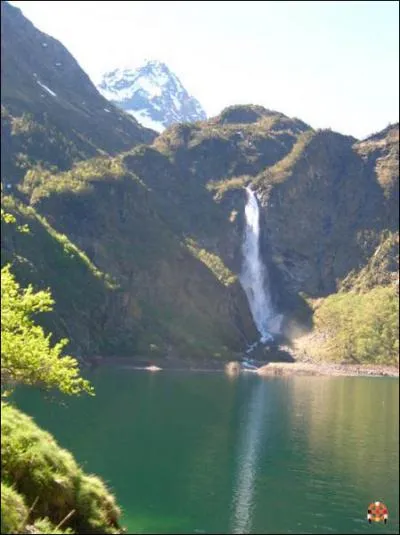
xmin=240 ymin=186 xmax=282 ymax=343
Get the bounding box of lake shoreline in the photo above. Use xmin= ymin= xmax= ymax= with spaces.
xmin=85 ymin=355 xmax=399 ymax=377
xmin=256 ymin=361 xmax=399 ymax=377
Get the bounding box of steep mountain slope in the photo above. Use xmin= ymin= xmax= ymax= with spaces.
xmin=11 ymin=158 xmax=257 ymax=358
xmin=251 ymin=128 xmax=398 ymax=296
xmin=354 ymin=123 xmax=399 ymax=219
xmin=31 ymin=101 xmax=396 ymax=345
xmin=1 ymin=2 xmax=397 ymax=362
xmin=127 ymin=105 xmax=399 ymax=309
xmin=1 ymin=1 xmax=155 ymax=185
xmin=2 ymin=194 xmax=124 ymax=357
xmin=154 ymin=105 xmax=310 ymax=185
xmin=124 ymin=106 xmax=313 ymax=310
xmin=98 ymin=61 xmax=207 ymax=132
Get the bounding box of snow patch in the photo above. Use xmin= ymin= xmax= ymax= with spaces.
xmin=171 ymin=93 xmax=182 ymax=111
xmin=135 ymin=76 xmax=162 ymax=98
xmin=37 ymin=80 xmax=57 ymax=97
xmin=104 ymin=108 xmax=111 ymax=113
xmin=97 ymin=60 xmax=207 ymax=129
xmin=127 ymin=109 xmax=164 ymax=133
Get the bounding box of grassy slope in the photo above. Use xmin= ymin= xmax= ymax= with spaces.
xmin=1 ymin=194 xmax=126 ymax=357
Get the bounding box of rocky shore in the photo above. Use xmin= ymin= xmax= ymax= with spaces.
xmin=256 ymin=361 xmax=399 ymax=377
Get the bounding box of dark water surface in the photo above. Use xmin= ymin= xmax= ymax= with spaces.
xmin=14 ymin=370 xmax=399 ymax=534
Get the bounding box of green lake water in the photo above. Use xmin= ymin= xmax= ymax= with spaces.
xmin=13 ymin=370 xmax=399 ymax=534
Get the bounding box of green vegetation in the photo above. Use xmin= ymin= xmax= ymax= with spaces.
xmin=1 ymin=403 xmax=121 ymax=534
xmin=354 ymin=124 xmax=399 ymax=184
xmin=3 ymin=167 xmax=245 ymax=360
xmin=139 ymin=300 xmax=233 ymax=360
xmin=1 ymin=108 xmax=89 ymax=184
xmin=1 ymin=213 xmax=122 ymax=533
xmin=313 ymin=231 xmax=399 ymax=365
xmin=185 ymin=238 xmax=237 ymax=286
xmin=314 ymin=285 xmax=399 ymax=364
xmin=28 ymin=517 xmax=74 ymax=535
xmin=1 ymin=482 xmax=73 ymax=534
xmin=2 ymin=194 xmax=117 ymax=288
xmin=1 ymin=482 xmax=28 ymax=534
xmin=20 ymin=157 xmax=127 ymax=204
xmin=4 ymin=0 xmax=397 ymax=524
xmin=154 ymin=106 xmax=309 ymax=176
xmin=206 ymin=175 xmax=249 ymax=200
xmin=1 ymin=264 xmax=93 ymax=396
xmin=1 ymin=204 xmax=96 ymax=394
xmin=214 ymin=104 xmax=282 ymax=126
xmin=256 ymin=129 xmax=316 ymax=185
xmin=341 ymin=231 xmax=399 ymax=292
xmin=1 ymin=193 xmax=127 ymax=357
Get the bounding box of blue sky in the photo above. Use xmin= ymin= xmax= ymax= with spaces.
xmin=11 ymin=1 xmax=399 ymax=138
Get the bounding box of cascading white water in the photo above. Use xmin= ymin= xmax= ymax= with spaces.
xmin=240 ymin=186 xmax=282 ymax=343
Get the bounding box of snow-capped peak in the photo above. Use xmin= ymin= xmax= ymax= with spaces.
xmin=97 ymin=60 xmax=207 ymax=133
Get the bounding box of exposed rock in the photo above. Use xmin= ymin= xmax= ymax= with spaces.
xmin=225 ymin=361 xmax=241 ymax=376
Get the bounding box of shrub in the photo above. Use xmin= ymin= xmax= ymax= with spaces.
xmin=315 ymin=286 xmax=399 ymax=364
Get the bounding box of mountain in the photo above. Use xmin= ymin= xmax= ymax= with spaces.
xmin=1 ymin=1 xmax=155 ymax=186
xmin=97 ymin=60 xmax=207 ymax=132
xmin=1 ymin=2 xmax=398 ymax=364
xmin=125 ymin=106 xmax=399 ymax=302
xmin=1 ymin=3 xmax=256 ymax=360
xmin=2 ymin=5 xmax=398 ymax=535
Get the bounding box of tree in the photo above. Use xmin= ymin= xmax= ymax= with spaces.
xmin=1 ymin=264 xmax=93 ymax=397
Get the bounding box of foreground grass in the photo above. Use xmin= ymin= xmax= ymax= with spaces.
xmin=1 ymin=403 xmax=122 ymax=534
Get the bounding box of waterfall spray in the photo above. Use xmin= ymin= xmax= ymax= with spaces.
xmin=240 ymin=186 xmax=282 ymax=343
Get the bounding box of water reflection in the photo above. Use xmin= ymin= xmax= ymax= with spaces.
xmin=12 ymin=372 xmax=399 ymax=534
xmin=231 ymin=378 xmax=269 ymax=534
xmin=286 ymin=377 xmax=399 ymax=533
xmin=288 ymin=377 xmax=399 ymax=482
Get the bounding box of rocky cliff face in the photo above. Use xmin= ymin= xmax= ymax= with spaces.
xmin=254 ymin=129 xmax=396 ymax=297
xmin=125 ymin=106 xmax=398 ymax=325
xmin=354 ymin=123 xmax=399 ymax=224
xmin=98 ymin=61 xmax=207 ymax=132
